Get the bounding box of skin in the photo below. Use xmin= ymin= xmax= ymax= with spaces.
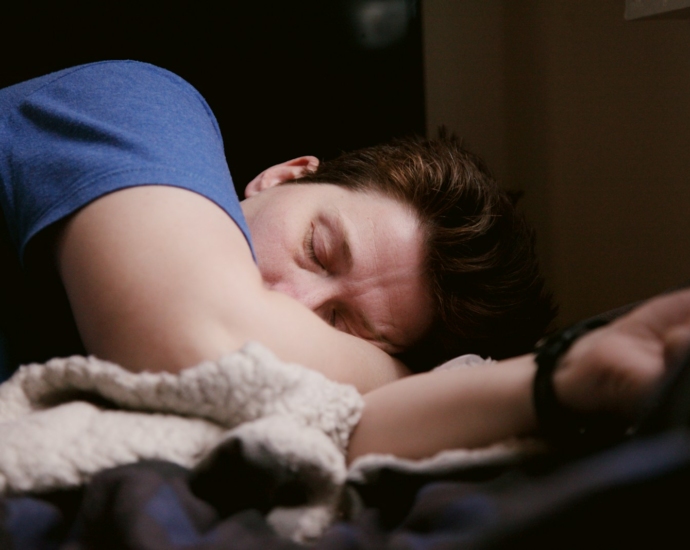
xmin=349 ymin=289 xmax=690 ymax=461
xmin=242 ymin=157 xmax=433 ymax=355
xmin=51 ymin=156 xmax=690 ymax=463
xmin=54 ymin=157 xmax=429 ymax=393
xmin=555 ymin=289 xmax=690 ymax=418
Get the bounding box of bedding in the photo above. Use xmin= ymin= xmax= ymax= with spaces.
xmin=2 ymin=416 xmax=689 ymax=549
xmin=2 ymin=300 xmax=689 ymax=548
xmin=0 ymin=342 xmax=537 ymax=546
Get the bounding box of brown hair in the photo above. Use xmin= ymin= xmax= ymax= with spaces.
xmin=290 ymin=133 xmax=556 ymax=371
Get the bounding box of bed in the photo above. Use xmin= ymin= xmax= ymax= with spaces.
xmin=1 ymin=301 xmax=689 ymax=549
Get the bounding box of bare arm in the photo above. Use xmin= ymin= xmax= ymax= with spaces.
xmin=348 ymin=289 xmax=690 ymax=462
xmin=348 ymin=354 xmax=537 ymax=461
xmin=55 ymin=186 xmax=408 ymax=393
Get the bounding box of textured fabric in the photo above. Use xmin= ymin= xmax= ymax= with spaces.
xmin=2 ymin=430 xmax=690 ymax=549
xmin=0 ymin=59 xmax=253 ymax=260
xmin=0 ymin=341 xmax=364 ymax=542
xmin=0 ymin=344 xmax=539 ymax=542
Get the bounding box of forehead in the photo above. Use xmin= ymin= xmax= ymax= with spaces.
xmin=320 ymin=186 xmax=434 ymax=349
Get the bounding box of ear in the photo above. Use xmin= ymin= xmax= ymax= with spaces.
xmin=244 ymin=156 xmax=320 ymax=198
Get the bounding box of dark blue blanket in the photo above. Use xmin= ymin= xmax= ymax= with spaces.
xmin=3 ymin=429 xmax=690 ymax=549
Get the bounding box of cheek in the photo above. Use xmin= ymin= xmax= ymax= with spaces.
xmin=250 ymin=220 xmax=299 ymax=286
xmin=253 ymin=236 xmax=285 ymax=284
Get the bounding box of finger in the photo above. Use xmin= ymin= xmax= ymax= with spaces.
xmin=664 ymin=324 xmax=690 ymax=369
xmin=622 ymin=289 xmax=690 ymax=335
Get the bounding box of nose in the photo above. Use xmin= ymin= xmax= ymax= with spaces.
xmin=269 ymin=277 xmax=339 ymax=317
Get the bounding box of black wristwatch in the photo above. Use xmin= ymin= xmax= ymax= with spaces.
xmin=533 ymin=317 xmax=628 ymax=450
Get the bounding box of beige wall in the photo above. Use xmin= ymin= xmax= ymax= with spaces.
xmin=424 ymin=0 xmax=690 ymax=326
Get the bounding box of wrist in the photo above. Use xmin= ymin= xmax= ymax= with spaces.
xmin=533 ymin=318 xmax=629 ymax=450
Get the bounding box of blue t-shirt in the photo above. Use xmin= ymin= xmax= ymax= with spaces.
xmin=0 ymin=60 xmax=254 ymax=378
xmin=0 ymin=60 xmax=253 ymax=260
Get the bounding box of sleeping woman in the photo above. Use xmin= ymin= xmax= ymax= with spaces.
xmin=1 ymin=61 xmax=688 ymax=462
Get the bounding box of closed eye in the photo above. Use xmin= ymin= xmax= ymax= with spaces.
xmin=305 ymin=223 xmax=325 ymax=270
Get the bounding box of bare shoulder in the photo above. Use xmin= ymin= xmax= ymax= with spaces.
xmin=55 ymin=186 xmax=261 ymax=370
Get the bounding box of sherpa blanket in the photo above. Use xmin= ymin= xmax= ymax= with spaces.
xmin=0 ymin=342 xmax=540 ymax=542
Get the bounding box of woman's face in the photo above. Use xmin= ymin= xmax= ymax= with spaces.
xmin=241 ymin=168 xmax=433 ymax=355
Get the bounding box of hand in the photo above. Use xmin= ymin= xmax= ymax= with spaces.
xmin=554 ymin=289 xmax=690 ymax=420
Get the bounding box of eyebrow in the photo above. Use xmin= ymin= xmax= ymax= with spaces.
xmin=328 ymin=210 xmax=399 ymax=352
xmin=324 ymin=210 xmax=353 ymax=272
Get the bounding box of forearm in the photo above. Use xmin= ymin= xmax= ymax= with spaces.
xmin=205 ymin=287 xmax=411 ymax=392
xmin=347 ymin=289 xmax=690 ymax=463
xmin=347 ymin=354 xmax=538 ymax=463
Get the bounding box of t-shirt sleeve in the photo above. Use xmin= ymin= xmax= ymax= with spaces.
xmin=0 ymin=60 xmax=254 ymax=261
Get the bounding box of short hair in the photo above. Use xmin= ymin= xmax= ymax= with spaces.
xmin=289 ymin=133 xmax=556 ymax=371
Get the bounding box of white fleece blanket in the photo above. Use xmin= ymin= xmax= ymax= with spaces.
xmin=0 ymin=342 xmax=539 ymax=542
